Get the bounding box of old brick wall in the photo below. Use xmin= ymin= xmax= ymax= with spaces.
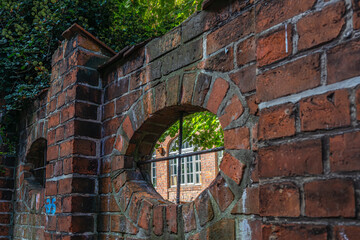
xmin=8 ymin=0 xmax=360 ymax=239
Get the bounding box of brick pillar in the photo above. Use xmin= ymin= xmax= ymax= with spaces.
xmin=45 ymin=24 xmax=114 ymax=238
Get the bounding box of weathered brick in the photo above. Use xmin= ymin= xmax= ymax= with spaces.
xmin=103 ymin=136 xmax=115 ymax=155
xmin=231 ymin=187 xmax=259 ymax=215
xmin=62 ymin=196 xmax=95 ymax=213
xmin=182 ymin=1 xmax=230 ymax=42
xmin=257 ymin=25 xmax=292 ymax=67
xmin=333 ymin=225 xmax=360 ymax=240
xmin=330 ymin=131 xmax=360 ymax=172
xmin=147 ymin=28 xmax=181 ymax=62
xmin=229 ymin=64 xmax=256 ymax=93
xmin=194 ymin=191 xmax=214 ymax=226
xmin=304 ymin=179 xmax=355 ymax=217
xmin=47 ymin=145 xmax=59 ymax=161
xmin=354 ymin=0 xmax=360 ymax=30
xmin=193 ymin=73 xmax=212 ymax=106
xmin=105 ymin=77 xmax=129 ymax=101
xmin=327 ymin=39 xmax=360 ymax=84
xmin=122 ymin=116 xmax=134 ymax=139
xmin=182 ymin=202 xmax=196 ymax=233
xmin=121 ymin=47 xmax=145 ymax=76
xmin=207 ymin=9 xmax=254 ymax=54
xmin=236 ymin=36 xmax=255 ymax=67
xmin=224 ymin=127 xmax=249 ymax=150
xmin=256 ymin=0 xmax=317 ymax=32
xmin=181 ymin=73 xmax=197 ymax=105
xmin=259 ymin=182 xmax=300 ymax=217
xmin=297 ymin=1 xmax=345 ymax=51
xmin=166 ymin=75 xmax=180 ymax=107
xmin=154 ymin=81 xmax=166 ymax=112
xmin=300 ymin=90 xmax=351 ymax=131
xmin=153 ymin=205 xmax=164 ymax=236
xmin=258 ymin=139 xmax=323 ymax=178
xmin=161 ymin=39 xmax=203 ymax=75
xmin=166 ymin=204 xmax=177 ymax=234
xmin=220 ymin=153 xmax=246 ymax=184
xmin=204 ymin=47 xmax=234 ymax=72
xmin=103 ymin=117 xmax=121 ymax=137
xmin=257 ymin=54 xmax=321 ymax=101
xmin=206 ymin=78 xmax=229 ymax=114
xmin=209 ymin=174 xmax=234 ymax=212
xmin=75 ymin=102 xmax=98 ymax=120
xmin=115 ymin=90 xmax=141 ymax=114
xmin=190 ymin=218 xmax=235 ymax=240
xmin=48 ymin=112 xmax=60 ymax=129
xmin=111 ymin=215 xmax=138 ymax=234
xmin=219 ymin=95 xmax=244 ymax=128
xmin=63 ymin=157 xmax=98 ymax=175
xmin=138 ymin=200 xmax=152 ymax=230
xmin=246 ymin=94 xmax=259 ymax=116
xmin=258 ymin=103 xmax=296 ymax=140
xmin=357 ymin=87 xmax=360 ymax=121
xmin=262 ymin=224 xmax=327 ymax=240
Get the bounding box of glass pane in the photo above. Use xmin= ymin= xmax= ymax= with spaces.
xmin=196 ymin=174 xmax=199 ymax=183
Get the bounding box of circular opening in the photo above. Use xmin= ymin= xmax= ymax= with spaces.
xmin=140 ymin=111 xmax=224 ymax=203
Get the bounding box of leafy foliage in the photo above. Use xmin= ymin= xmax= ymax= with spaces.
xmin=156 ymin=112 xmax=224 ymax=151
xmin=0 ymin=0 xmax=202 ymax=111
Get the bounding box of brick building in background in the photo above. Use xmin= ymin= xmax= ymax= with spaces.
xmin=151 ymin=135 xmax=220 ymax=203
xmin=0 ymin=0 xmax=360 ymax=239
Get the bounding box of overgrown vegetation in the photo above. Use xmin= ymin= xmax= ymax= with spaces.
xmin=0 ymin=0 xmax=203 ymax=111
xmin=156 ymin=112 xmax=224 ymax=151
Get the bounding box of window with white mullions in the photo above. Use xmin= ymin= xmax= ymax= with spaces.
xmin=169 ymin=139 xmax=201 ymax=187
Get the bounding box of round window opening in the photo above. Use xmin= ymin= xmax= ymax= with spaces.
xmin=140 ymin=111 xmax=224 ymax=204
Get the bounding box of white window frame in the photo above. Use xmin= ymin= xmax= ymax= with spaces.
xmin=169 ymin=140 xmax=201 ymax=187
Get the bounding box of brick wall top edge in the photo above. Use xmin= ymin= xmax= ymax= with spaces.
xmin=98 ymin=39 xmax=150 ymax=72
xmin=62 ymin=23 xmax=116 ymax=56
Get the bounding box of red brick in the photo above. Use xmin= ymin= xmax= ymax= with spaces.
xmin=207 ymin=78 xmax=229 ymax=114
xmin=231 ymin=187 xmax=259 ymax=215
xmin=49 ymin=99 xmax=57 ymax=113
xmin=304 ymin=179 xmax=355 ymax=217
xmin=258 ymin=139 xmax=323 ymax=178
xmin=153 ymin=205 xmax=164 ymax=236
xmin=246 ymin=94 xmax=259 ymax=116
xmin=61 ymin=104 xmax=75 ymax=123
xmin=104 ymin=77 xmax=129 ymax=101
xmin=45 ymin=181 xmax=57 ymax=196
xmin=259 ymin=182 xmax=300 ymax=217
xmin=57 ymin=91 xmax=66 ymax=108
xmin=219 ymin=95 xmax=244 ymax=128
xmin=190 ymin=218 xmax=235 ymax=240
xmin=182 ymin=202 xmax=196 ymax=233
xmin=256 ymin=0 xmax=317 ymax=32
xmin=229 ymin=64 xmax=256 ymax=93
xmin=193 ymin=73 xmax=212 ymax=107
xmin=354 ymin=0 xmax=360 ymax=30
xmin=224 ymin=127 xmax=249 ymax=150
xmin=258 ymin=103 xmax=296 ymax=140
xmin=181 ymin=73 xmax=196 ymax=105
xmin=122 ymin=116 xmax=134 ymax=139
xmin=75 ymin=102 xmax=98 ymax=120
xmin=262 ymin=224 xmax=327 ymax=240
xmin=330 ymin=131 xmax=360 ymax=172
xmin=209 ymin=174 xmax=234 ymax=212
xmin=166 ymin=204 xmax=177 ymax=234
xmin=103 ymin=118 xmax=121 ymax=137
xmin=333 ymin=225 xmax=360 ymax=240
xmin=257 ymin=25 xmax=292 ymax=67
xmin=0 ymin=202 xmax=12 ymax=212
xmin=102 ymin=101 xmax=115 ymax=121
xmin=154 ymin=81 xmax=166 ymax=112
xmin=138 ymin=200 xmax=153 ymax=230
xmin=207 ymin=9 xmax=254 ymax=54
xmin=73 ymin=139 xmax=96 ymax=156
xmin=166 ymin=75 xmax=180 ymax=107
xmin=48 ymin=112 xmax=60 ymax=128
xmin=115 ymin=90 xmax=141 ymax=114
xmin=357 ymin=87 xmax=360 ymax=121
xmin=63 ymin=157 xmax=98 ymax=175
xmin=327 ymin=39 xmax=360 ymax=84
xmin=257 ymin=54 xmax=321 ymax=101
xmin=103 ymin=136 xmax=115 ymax=156
xmin=297 ymin=1 xmax=345 ymax=51
xmin=220 ymin=153 xmax=246 ymax=184
xmin=98 ymin=214 xmax=110 ymax=232
xmin=204 ymin=47 xmax=234 ymax=72
xmin=236 ymin=36 xmax=255 ymax=67
xmin=110 ymin=215 xmax=138 ymax=234
xmin=47 ymin=145 xmax=59 ymax=161
xmin=300 ymin=90 xmax=351 ymax=131
xmin=194 ymin=191 xmax=214 ymax=227
xmin=62 ymin=196 xmax=95 ymax=213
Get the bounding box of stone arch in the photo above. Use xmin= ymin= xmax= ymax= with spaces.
xmin=107 ymin=69 xmax=257 ymax=238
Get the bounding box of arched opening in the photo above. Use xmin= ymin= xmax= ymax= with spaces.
xmin=146 ymin=111 xmax=223 ymax=203
xmin=25 ymin=138 xmax=47 ymax=188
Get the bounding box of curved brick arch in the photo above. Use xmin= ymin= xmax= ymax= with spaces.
xmin=105 ymin=69 xmax=257 ymax=239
